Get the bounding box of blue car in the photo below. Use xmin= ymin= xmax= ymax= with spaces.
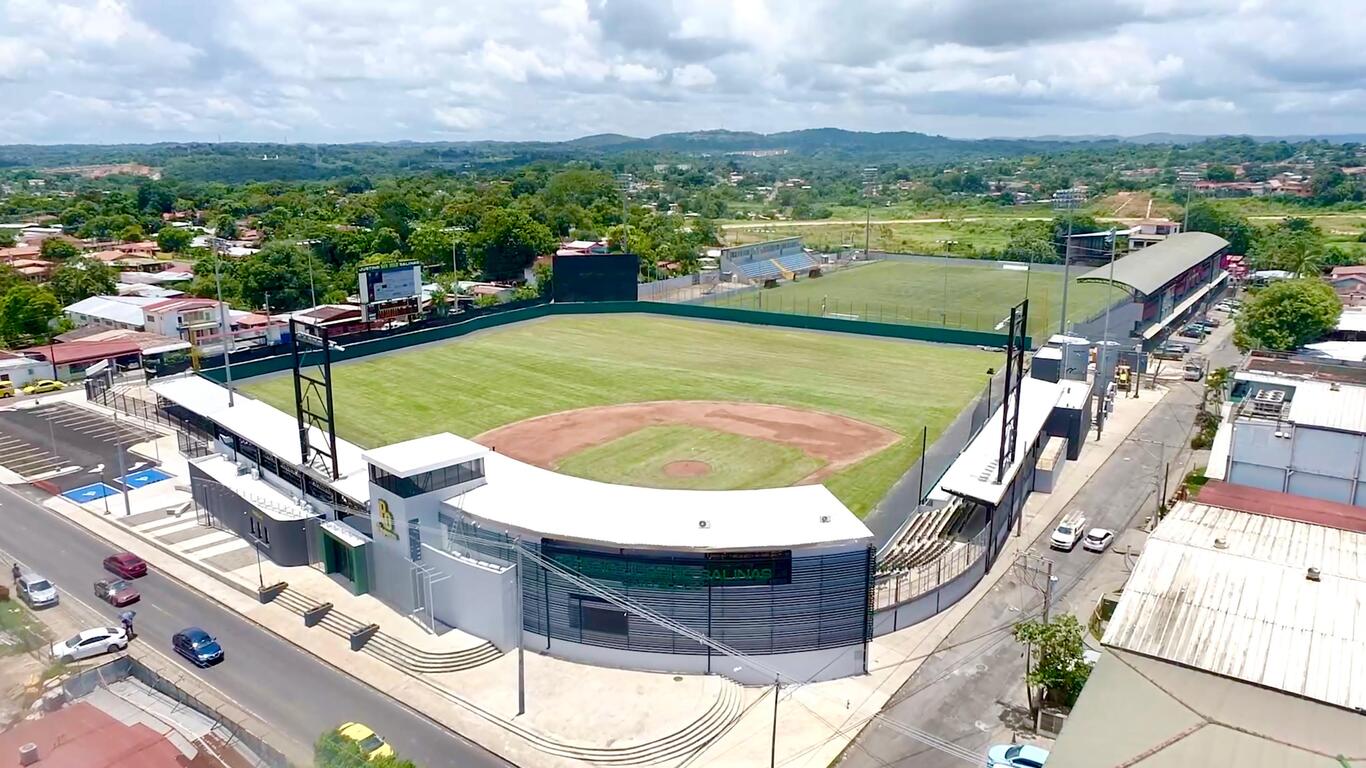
xmin=172 ymin=627 xmax=224 ymax=667
xmin=987 ymin=743 xmax=1049 ymax=767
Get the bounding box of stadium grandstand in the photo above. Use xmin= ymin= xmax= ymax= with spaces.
xmin=720 ymin=237 xmax=821 ymax=284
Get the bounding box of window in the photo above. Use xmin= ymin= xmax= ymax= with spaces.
xmin=239 ymin=439 xmax=259 ymax=463
xmin=368 ymin=458 xmax=484 ymax=498
xmin=259 ymin=452 xmax=278 ymax=476
xmin=571 ymin=595 xmax=628 ymax=636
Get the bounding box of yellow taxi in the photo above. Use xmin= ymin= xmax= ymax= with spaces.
xmin=336 ymin=722 xmax=395 ymax=761
xmin=21 ymin=380 xmax=65 ymax=395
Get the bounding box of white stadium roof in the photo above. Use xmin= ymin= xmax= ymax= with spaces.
xmin=151 ymin=375 xmax=368 ymax=492
xmin=450 ymin=450 xmax=871 ymax=552
xmin=939 ymin=376 xmax=1067 ymax=506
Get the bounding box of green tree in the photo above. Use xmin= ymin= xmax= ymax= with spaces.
xmin=213 ymin=214 xmax=238 ymax=240
xmin=474 ymin=293 xmax=501 ymax=308
xmin=1184 ymin=201 xmax=1254 ymax=254
xmin=156 ymin=226 xmax=193 ymax=253
xmin=1002 ymin=230 xmax=1060 ymax=266
xmin=408 ymin=225 xmax=465 ymax=274
xmin=1013 ymin=614 xmax=1091 ymax=717
xmin=48 ymin=257 xmax=117 ymax=305
xmin=0 ymin=284 xmax=62 ymax=344
xmin=1250 ymin=220 xmax=1325 ymax=276
xmin=532 ymin=260 xmax=553 ymax=298
xmin=117 ymin=224 xmax=146 ymax=243
xmin=235 ymin=242 xmax=329 ymax=311
xmin=1204 ymin=164 xmax=1236 ymax=182
xmin=0 ymin=229 xmax=14 ymax=248
xmin=369 ymin=227 xmax=402 ymax=256
xmin=1234 ymin=279 xmax=1341 ymax=351
xmin=471 ymin=208 xmax=555 ymax=280
xmin=40 ymin=238 xmax=81 ymax=261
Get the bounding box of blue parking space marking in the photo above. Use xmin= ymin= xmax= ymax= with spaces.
xmin=121 ymin=468 xmax=172 ymax=489
xmin=62 ymin=482 xmax=119 ymax=503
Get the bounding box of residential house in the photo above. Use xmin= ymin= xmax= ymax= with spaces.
xmin=112 ymin=240 xmax=161 ymax=257
xmin=16 ymin=338 xmax=145 ymax=379
xmin=63 ymin=295 xmax=163 ymax=332
xmin=142 ymin=297 xmax=229 ymax=349
xmin=555 ymin=239 xmax=610 ymax=257
xmin=1126 ymin=219 xmax=1182 ymax=252
xmin=0 ymin=351 xmax=48 ymax=388
xmin=9 ymin=258 xmax=54 ymax=281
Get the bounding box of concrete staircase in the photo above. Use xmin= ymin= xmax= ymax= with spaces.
xmin=272 ymin=587 xmax=501 ymax=674
xmin=461 ymin=675 xmax=747 ymax=765
xmin=275 ymin=585 xmax=745 ymax=764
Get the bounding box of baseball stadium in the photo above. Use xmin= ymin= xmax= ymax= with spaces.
xmin=143 ymin=244 xmax=1171 ymax=683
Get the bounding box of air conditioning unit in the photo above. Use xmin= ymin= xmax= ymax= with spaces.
xmin=249 ymin=468 xmax=260 ymax=480
xmin=1250 ymin=389 xmax=1287 ymax=417
xmin=235 ymin=462 xmax=250 ymax=476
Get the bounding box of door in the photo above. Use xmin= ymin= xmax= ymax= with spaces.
xmin=75 ymin=634 xmax=108 ymax=660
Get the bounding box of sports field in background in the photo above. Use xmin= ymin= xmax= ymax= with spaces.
xmin=703 ymin=259 xmax=1130 ymax=339
xmin=241 ymin=315 xmax=998 ymax=516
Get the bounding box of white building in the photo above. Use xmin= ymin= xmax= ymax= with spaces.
xmin=1208 ymin=361 xmax=1366 ymax=506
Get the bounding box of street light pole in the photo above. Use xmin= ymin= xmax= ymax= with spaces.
xmin=213 ymin=238 xmax=235 ymax=407
xmin=1058 ymin=189 xmax=1077 ymax=334
xmin=112 ymin=408 xmax=131 ymax=517
xmin=515 ymin=536 xmax=526 ymax=716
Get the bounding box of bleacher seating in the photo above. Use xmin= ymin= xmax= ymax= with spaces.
xmin=735 ymin=260 xmax=783 ymax=282
xmin=773 ymin=253 xmax=818 ymax=273
xmin=875 ymin=500 xmax=968 ymax=574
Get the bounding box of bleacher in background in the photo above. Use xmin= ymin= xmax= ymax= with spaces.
xmin=876 ymin=500 xmax=968 ymax=573
xmin=721 ymin=237 xmax=820 ymax=285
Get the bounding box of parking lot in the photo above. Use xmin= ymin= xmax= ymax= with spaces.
xmin=0 ymin=401 xmax=162 ymax=491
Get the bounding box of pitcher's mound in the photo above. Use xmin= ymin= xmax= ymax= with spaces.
xmin=663 ymin=460 xmax=712 ymax=478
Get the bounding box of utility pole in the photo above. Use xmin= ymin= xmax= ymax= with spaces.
xmin=307 ymin=253 xmax=318 ymax=308
xmin=1042 ymin=558 xmax=1054 ymax=623
xmin=770 ymin=675 xmax=780 ymax=768
xmin=213 ymin=237 xmax=235 ymax=406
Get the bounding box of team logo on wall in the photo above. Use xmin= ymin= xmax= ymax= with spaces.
xmin=377 ymin=499 xmax=399 ymax=540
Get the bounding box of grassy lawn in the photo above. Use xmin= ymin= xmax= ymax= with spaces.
xmin=703 ymin=260 xmax=1128 ymax=340
xmin=0 ymin=599 xmax=48 ymax=656
xmin=554 ymin=425 xmax=823 ymax=491
xmin=243 ymin=315 xmax=998 ymax=516
xmin=723 ymin=218 xmax=1033 ymax=256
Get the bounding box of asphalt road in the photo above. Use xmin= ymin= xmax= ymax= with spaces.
xmin=0 ymin=482 xmax=512 ymax=768
xmin=838 ymin=325 xmax=1242 ymax=768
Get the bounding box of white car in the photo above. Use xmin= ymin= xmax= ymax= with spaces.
xmin=1050 ymin=513 xmax=1087 ymax=551
xmin=50 ymin=626 xmax=129 ymax=663
xmin=1082 ymin=528 xmax=1115 ymax=552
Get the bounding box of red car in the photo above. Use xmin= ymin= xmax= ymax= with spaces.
xmin=94 ymin=578 xmax=140 ymax=607
xmin=104 ymin=553 xmax=147 ymax=579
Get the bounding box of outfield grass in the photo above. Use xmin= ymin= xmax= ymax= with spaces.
xmin=243 ymin=315 xmax=997 ymax=516
xmin=723 ymin=218 xmax=1031 ymax=256
xmin=703 ymin=260 xmax=1128 ymax=340
xmin=554 ymin=425 xmax=823 ymax=491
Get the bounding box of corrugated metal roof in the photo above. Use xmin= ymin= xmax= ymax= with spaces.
xmin=1102 ymin=502 xmax=1366 ymax=710
xmin=1076 ymin=231 xmax=1229 ymax=296
xmin=1286 ymin=377 xmax=1366 ymax=433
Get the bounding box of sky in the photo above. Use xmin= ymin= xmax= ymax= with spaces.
xmin=1 ymin=0 xmax=1364 ymax=144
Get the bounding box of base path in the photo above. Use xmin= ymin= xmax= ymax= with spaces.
xmin=474 ymin=400 xmax=900 ymax=484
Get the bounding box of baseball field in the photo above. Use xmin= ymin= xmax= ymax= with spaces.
xmin=704 ymin=259 xmax=1129 ymax=340
xmin=241 ymin=314 xmax=998 ymax=517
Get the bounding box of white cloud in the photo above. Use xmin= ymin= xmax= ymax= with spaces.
xmin=0 ymin=0 xmax=1363 ymax=142
xmin=433 ymin=105 xmax=492 ymax=131
xmin=672 ymin=63 xmax=716 ymax=88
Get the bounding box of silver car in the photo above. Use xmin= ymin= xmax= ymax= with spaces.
xmin=17 ymin=573 xmax=59 ymax=609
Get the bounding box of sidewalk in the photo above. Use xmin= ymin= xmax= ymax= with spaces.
xmin=38 ymin=385 xmax=1162 ymax=767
